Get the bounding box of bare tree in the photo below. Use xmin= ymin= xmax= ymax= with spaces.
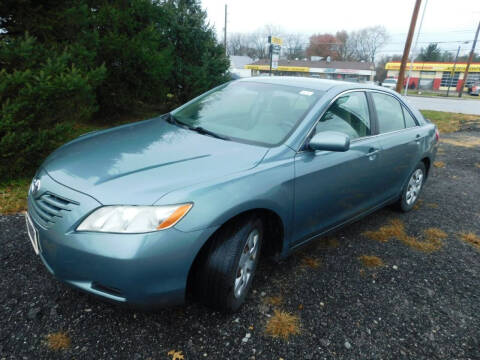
xmin=284 ymin=33 xmax=306 ymax=60
xmin=351 ymin=26 xmax=388 ymax=63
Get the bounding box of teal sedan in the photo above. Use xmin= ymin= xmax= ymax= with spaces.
xmin=26 ymin=77 xmax=438 ymax=312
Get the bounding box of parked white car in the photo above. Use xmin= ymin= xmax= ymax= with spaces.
xmin=381 ymin=78 xmax=397 ymax=90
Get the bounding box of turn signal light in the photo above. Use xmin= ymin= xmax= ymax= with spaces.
xmin=157 ymin=204 xmax=193 ymax=230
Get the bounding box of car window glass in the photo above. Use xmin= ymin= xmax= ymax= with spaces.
xmin=402 ymin=106 xmax=417 ymax=128
xmin=315 ymin=92 xmax=370 ymax=140
xmin=372 ymin=93 xmax=405 ymax=133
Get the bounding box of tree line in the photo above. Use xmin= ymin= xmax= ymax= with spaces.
xmin=228 ymin=25 xmax=389 ymax=63
xmin=0 ymin=0 xmax=230 ymax=181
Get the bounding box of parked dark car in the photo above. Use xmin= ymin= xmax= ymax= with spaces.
xmin=26 ymin=77 xmax=439 ymax=312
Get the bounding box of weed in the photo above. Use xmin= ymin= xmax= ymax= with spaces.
xmin=434 ymin=161 xmax=445 ymax=168
xmin=358 ymin=255 xmax=384 ymax=268
xmin=265 ymin=310 xmax=301 ymax=339
xmin=459 ymin=232 xmax=480 ymax=250
xmin=264 ymin=296 xmax=283 ymax=307
xmin=362 ymin=218 xmax=404 ymax=243
xmin=363 ymin=220 xmax=446 ymax=252
xmin=46 ymin=332 xmax=71 ymax=351
xmin=301 ymin=256 xmax=321 ymax=269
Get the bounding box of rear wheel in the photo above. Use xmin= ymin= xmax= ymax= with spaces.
xmin=397 ymin=162 xmax=426 ymax=212
xmin=194 ymin=216 xmax=263 ymax=312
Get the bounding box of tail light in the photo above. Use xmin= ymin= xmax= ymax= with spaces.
xmin=435 ymin=128 xmax=440 ymax=142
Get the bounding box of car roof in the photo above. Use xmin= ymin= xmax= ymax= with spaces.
xmin=236 ymin=76 xmax=390 ymax=93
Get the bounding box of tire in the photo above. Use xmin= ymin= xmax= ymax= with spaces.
xmin=194 ymin=216 xmax=263 ymax=312
xmin=396 ymin=162 xmax=426 ymax=212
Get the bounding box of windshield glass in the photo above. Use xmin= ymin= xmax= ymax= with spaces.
xmin=171 ymin=81 xmax=322 ymax=146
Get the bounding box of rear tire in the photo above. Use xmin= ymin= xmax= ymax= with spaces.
xmin=396 ymin=162 xmax=426 ymax=212
xmin=194 ymin=216 xmax=263 ymax=312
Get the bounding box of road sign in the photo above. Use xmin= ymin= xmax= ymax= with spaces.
xmin=268 ymin=36 xmax=282 ymax=75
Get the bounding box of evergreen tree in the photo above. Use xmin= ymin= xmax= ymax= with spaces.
xmin=0 ymin=0 xmax=230 ymax=180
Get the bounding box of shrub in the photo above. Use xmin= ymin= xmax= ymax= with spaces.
xmin=0 ymin=35 xmax=106 ymax=181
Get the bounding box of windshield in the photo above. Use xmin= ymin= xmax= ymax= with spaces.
xmin=171 ymin=81 xmax=322 ymax=146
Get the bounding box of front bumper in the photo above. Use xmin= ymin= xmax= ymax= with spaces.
xmin=27 ymin=170 xmax=218 ymax=306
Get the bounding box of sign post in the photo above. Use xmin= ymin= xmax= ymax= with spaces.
xmin=268 ymin=36 xmax=282 ymax=76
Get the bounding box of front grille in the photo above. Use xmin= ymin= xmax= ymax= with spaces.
xmin=29 ymin=192 xmax=79 ymax=227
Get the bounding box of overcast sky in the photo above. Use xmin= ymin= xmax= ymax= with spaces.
xmin=201 ymin=0 xmax=480 ymax=57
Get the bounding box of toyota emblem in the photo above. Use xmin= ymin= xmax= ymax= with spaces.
xmin=31 ymin=178 xmax=41 ymax=194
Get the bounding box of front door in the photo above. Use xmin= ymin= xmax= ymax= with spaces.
xmin=292 ymin=91 xmax=383 ymax=245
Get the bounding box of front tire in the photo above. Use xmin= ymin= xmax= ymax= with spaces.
xmin=194 ymin=216 xmax=263 ymax=312
xmin=397 ymin=162 xmax=426 ymax=212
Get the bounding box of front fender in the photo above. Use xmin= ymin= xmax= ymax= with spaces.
xmin=156 ymin=145 xmax=296 ymax=248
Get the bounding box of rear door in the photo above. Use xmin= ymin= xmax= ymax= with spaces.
xmin=292 ymin=91 xmax=383 ymax=244
xmin=369 ymin=91 xmax=421 ymax=201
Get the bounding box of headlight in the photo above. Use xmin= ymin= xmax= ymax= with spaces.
xmin=76 ymin=204 xmax=192 ymax=233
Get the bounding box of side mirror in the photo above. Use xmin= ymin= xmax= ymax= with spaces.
xmin=308 ymin=131 xmax=350 ymax=152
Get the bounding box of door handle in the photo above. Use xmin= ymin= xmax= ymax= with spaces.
xmin=366 ymin=148 xmax=380 ymax=158
xmin=415 ymin=134 xmax=421 ymax=143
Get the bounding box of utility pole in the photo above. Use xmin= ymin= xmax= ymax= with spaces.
xmin=404 ymin=0 xmax=428 ymax=95
xmin=396 ymin=0 xmax=422 ymax=93
xmin=446 ymin=45 xmax=461 ymax=97
xmin=458 ymin=21 xmax=479 ymax=98
xmin=224 ymin=4 xmax=227 ymax=56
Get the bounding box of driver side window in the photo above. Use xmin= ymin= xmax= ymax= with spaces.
xmin=315 ymin=92 xmax=371 ymax=140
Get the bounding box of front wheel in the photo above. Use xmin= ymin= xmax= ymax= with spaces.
xmin=397 ymin=162 xmax=426 ymax=212
xmin=194 ymin=216 xmax=263 ymax=312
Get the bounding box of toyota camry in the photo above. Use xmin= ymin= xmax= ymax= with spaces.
xmin=26 ymin=77 xmax=438 ymax=312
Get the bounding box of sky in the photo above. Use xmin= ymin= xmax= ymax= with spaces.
xmin=201 ymin=0 xmax=480 ymax=57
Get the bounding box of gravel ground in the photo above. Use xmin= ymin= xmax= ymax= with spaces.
xmin=1 ymin=130 xmax=480 ymax=360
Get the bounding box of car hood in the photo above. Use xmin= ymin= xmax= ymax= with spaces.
xmin=43 ymin=117 xmax=269 ymax=205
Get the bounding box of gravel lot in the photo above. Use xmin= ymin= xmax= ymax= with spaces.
xmin=1 ymin=129 xmax=480 ymax=360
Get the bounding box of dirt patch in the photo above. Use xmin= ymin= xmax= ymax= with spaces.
xmin=434 ymin=161 xmax=445 ymax=168
xmin=265 ymin=310 xmax=301 ymax=340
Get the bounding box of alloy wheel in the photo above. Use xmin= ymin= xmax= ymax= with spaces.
xmin=234 ymin=229 xmax=260 ymax=298
xmin=406 ymin=168 xmax=423 ymax=205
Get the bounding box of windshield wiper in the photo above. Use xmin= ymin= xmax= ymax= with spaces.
xmin=166 ymin=113 xmax=229 ymax=140
xmin=166 ymin=113 xmax=180 ymax=125
xmin=190 ymin=126 xmax=230 ymax=140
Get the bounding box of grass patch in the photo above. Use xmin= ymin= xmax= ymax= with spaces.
xmin=358 ymin=255 xmax=384 ymax=268
xmin=441 ymin=136 xmax=480 ymax=148
xmin=264 ymin=296 xmax=283 ymax=307
xmin=265 ymin=309 xmax=301 ymax=340
xmin=317 ymin=236 xmax=340 ymax=248
xmin=434 ymin=161 xmax=445 ymax=168
xmin=420 ymin=110 xmax=480 ymax=134
xmin=363 ymin=220 xmax=446 ymax=252
xmin=167 ymin=350 xmax=184 ymax=360
xmin=45 ymin=332 xmax=71 ymax=351
xmin=0 ymin=178 xmax=30 ymax=214
xmin=362 ymin=218 xmax=405 ymax=243
xmin=459 ymin=232 xmax=480 ymax=250
xmin=301 ymin=256 xmax=321 ymax=269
